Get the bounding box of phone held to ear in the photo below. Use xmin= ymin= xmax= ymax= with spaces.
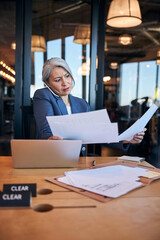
xmin=44 ymin=82 xmax=58 ymax=97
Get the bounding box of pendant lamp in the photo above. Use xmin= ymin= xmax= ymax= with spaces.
xmin=31 ymin=35 xmax=47 ymax=52
xmin=73 ymin=26 xmax=90 ymax=44
xmin=157 ymin=50 xmax=160 ymax=57
xmin=156 ymin=50 xmax=160 ymax=65
xmin=118 ymin=34 xmax=132 ymax=45
xmin=11 ymin=36 xmax=47 ymax=52
xmin=104 ymin=41 xmax=108 ymax=51
xmin=106 ymin=0 xmax=142 ymax=28
xmin=110 ymin=62 xmax=118 ymax=69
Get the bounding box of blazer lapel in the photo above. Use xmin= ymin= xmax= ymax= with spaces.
xmin=56 ymin=97 xmax=68 ymax=115
xmin=69 ymin=95 xmax=79 ymax=113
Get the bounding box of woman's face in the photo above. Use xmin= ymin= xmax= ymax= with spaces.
xmin=48 ymin=67 xmax=72 ymax=97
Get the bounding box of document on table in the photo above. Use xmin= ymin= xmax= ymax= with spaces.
xmin=118 ymin=104 xmax=158 ymax=141
xmin=118 ymin=155 xmax=145 ymax=162
xmin=47 ymin=109 xmax=119 ymax=144
xmin=58 ymin=165 xmax=148 ymax=198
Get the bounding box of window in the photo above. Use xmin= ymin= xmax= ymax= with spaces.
xmin=47 ymin=39 xmax=62 ymax=59
xmin=30 ymin=52 xmax=44 ymax=98
xmin=138 ymin=61 xmax=156 ymax=100
xmin=65 ymin=36 xmax=82 ymax=98
xmin=119 ymin=62 xmax=138 ymax=106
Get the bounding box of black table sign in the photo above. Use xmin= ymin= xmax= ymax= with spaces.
xmin=3 ymin=184 xmax=37 ymax=197
xmin=0 ymin=191 xmax=31 ymax=207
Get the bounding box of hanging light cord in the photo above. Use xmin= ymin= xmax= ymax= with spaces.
xmin=128 ymin=0 xmax=131 ymax=16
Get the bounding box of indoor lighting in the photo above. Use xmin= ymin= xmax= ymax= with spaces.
xmin=10 ymin=36 xmax=47 ymax=52
xmin=155 ymin=88 xmax=159 ymax=100
xmin=31 ymin=35 xmax=47 ymax=52
xmin=103 ymin=76 xmax=111 ymax=82
xmin=110 ymin=62 xmax=118 ymax=69
xmin=157 ymin=50 xmax=160 ymax=57
xmin=156 ymin=50 xmax=160 ymax=65
xmin=118 ymin=34 xmax=132 ymax=45
xmin=73 ymin=26 xmax=90 ymax=44
xmin=78 ymin=62 xmax=90 ymax=76
xmin=156 ymin=59 xmax=160 ymax=66
xmin=0 ymin=70 xmax=15 ymax=83
xmin=77 ymin=57 xmax=98 ymax=76
xmin=106 ymin=0 xmax=142 ymax=28
xmin=11 ymin=42 xmax=16 ymax=50
xmin=0 ymin=61 xmax=15 ymax=75
xmin=104 ymin=41 xmax=108 ymax=51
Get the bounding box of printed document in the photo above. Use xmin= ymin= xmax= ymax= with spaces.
xmin=47 ymin=109 xmax=119 ymax=144
xmin=118 ymin=104 xmax=158 ymax=141
xmin=47 ymin=104 xmax=158 ymax=144
xmin=58 ymin=165 xmax=148 ymax=198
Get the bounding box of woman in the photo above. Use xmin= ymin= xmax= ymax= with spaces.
xmin=33 ymin=57 xmax=146 ymax=152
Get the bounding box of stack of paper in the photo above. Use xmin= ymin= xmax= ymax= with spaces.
xmin=47 ymin=104 xmax=158 ymax=144
xmin=118 ymin=155 xmax=145 ymax=162
xmin=58 ymin=165 xmax=148 ymax=198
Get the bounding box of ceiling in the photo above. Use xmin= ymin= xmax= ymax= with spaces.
xmin=0 ymin=0 xmax=160 ymax=70
xmin=105 ymin=0 xmax=160 ymax=65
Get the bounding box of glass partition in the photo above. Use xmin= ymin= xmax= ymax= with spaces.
xmin=0 ymin=0 xmax=16 ymax=154
xmin=119 ymin=62 xmax=138 ymax=106
xmin=47 ymin=39 xmax=62 ymax=59
xmin=31 ymin=0 xmax=91 ymax=101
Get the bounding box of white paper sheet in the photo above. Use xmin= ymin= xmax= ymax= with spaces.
xmin=74 ymin=181 xmax=143 ymax=198
xmin=118 ymin=104 xmax=158 ymax=141
xmin=47 ymin=104 xmax=158 ymax=144
xmin=58 ymin=165 xmax=148 ymax=198
xmin=64 ymin=165 xmax=147 ymax=185
xmin=118 ymin=155 xmax=145 ymax=162
xmin=47 ymin=109 xmax=119 ymax=144
xmin=47 ymin=109 xmax=111 ymax=123
xmin=48 ymin=122 xmax=118 ymax=144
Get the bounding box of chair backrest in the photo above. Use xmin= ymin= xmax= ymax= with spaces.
xmin=22 ymin=105 xmax=36 ymax=139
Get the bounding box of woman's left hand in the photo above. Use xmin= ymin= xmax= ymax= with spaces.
xmin=124 ymin=128 xmax=147 ymax=144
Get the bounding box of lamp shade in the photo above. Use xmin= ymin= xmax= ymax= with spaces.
xmin=73 ymin=26 xmax=90 ymax=44
xmin=106 ymin=0 xmax=142 ymax=28
xmin=104 ymin=41 xmax=108 ymax=51
xmin=156 ymin=59 xmax=160 ymax=66
xmin=157 ymin=50 xmax=160 ymax=57
xmin=78 ymin=62 xmax=90 ymax=76
xmin=110 ymin=62 xmax=118 ymax=69
xmin=11 ymin=42 xmax=16 ymax=50
xmin=31 ymin=35 xmax=47 ymax=52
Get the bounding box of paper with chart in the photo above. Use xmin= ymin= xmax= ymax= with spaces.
xmin=47 ymin=109 xmax=119 ymax=144
xmin=58 ymin=165 xmax=148 ymax=198
xmin=118 ymin=104 xmax=158 ymax=141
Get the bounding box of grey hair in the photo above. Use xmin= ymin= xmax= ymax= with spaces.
xmin=42 ymin=57 xmax=75 ymax=86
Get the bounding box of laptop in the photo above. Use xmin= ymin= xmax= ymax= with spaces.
xmin=11 ymin=139 xmax=82 ymax=168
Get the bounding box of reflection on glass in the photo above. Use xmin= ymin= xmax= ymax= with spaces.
xmin=65 ymin=36 xmax=82 ymax=98
xmin=138 ymin=61 xmax=156 ymax=100
xmin=158 ymin=65 xmax=160 ymax=102
xmin=30 ymin=52 xmax=44 ymax=98
xmin=85 ymin=44 xmax=90 ymax=102
xmin=119 ymin=62 xmax=138 ymax=106
xmin=47 ymin=39 xmax=62 ymax=59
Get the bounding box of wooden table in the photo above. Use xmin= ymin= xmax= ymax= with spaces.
xmin=0 ymin=156 xmax=160 ymax=240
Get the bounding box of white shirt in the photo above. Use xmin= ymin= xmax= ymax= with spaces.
xmin=66 ymin=106 xmax=72 ymax=115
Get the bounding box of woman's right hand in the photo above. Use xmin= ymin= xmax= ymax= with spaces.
xmin=48 ymin=136 xmax=63 ymax=140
